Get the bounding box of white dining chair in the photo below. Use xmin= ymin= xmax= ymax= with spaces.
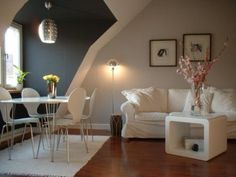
xmin=21 ymin=88 xmax=51 ymax=147
xmin=0 ymin=87 xmax=41 ymax=158
xmin=81 ymin=88 xmax=97 ymax=141
xmin=55 ymin=87 xmax=88 ymax=162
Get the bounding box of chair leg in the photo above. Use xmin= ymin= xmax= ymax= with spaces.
xmin=0 ymin=125 xmax=6 ymax=146
xmin=6 ymin=125 xmax=10 ymax=147
xmin=80 ymin=122 xmax=88 ymax=153
xmin=21 ymin=124 xmax=27 ymax=144
xmin=44 ymin=117 xmax=50 ymax=147
xmin=65 ymin=128 xmax=69 ymax=163
xmin=11 ymin=124 xmax=15 ymax=150
xmin=61 ymin=129 xmax=66 ymax=142
xmin=89 ymin=119 xmax=94 ymax=141
xmin=36 ymin=122 xmax=43 ymax=158
xmin=28 ymin=124 xmax=36 ymax=158
xmin=56 ymin=128 xmax=62 ymax=150
xmin=40 ymin=123 xmax=46 ymax=150
xmin=80 ymin=124 xmax=83 ymax=141
xmin=6 ymin=125 xmax=11 ymax=160
xmin=85 ymin=120 xmax=89 ymax=141
xmin=45 ymin=115 xmax=51 ymax=147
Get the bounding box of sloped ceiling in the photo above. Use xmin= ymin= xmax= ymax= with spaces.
xmin=0 ymin=0 xmax=152 ymax=52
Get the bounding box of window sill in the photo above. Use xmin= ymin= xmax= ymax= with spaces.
xmin=7 ymin=89 xmax=21 ymax=94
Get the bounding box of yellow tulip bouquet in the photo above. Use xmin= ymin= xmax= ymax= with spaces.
xmin=43 ymin=74 xmax=60 ymax=98
xmin=43 ymin=74 xmax=60 ymax=84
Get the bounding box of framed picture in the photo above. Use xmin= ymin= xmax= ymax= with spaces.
xmin=183 ymin=33 xmax=211 ymax=62
xmin=149 ymin=39 xmax=177 ymax=67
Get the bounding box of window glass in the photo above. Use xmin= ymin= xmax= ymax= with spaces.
xmin=4 ymin=23 xmax=22 ymax=88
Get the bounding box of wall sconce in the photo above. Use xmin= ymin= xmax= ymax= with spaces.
xmin=107 ymin=59 xmax=119 ymax=114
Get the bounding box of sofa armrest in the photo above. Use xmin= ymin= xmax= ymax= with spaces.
xmin=120 ymin=101 xmax=136 ymax=123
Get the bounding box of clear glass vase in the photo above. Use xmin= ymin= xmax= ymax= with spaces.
xmin=191 ymin=82 xmax=203 ymax=116
xmin=47 ymin=82 xmax=57 ymax=99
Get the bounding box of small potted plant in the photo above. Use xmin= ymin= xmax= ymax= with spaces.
xmin=14 ymin=65 xmax=29 ymax=90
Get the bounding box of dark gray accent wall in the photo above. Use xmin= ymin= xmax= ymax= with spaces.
xmin=0 ymin=0 xmax=116 ymax=132
xmin=21 ymin=20 xmax=113 ymax=96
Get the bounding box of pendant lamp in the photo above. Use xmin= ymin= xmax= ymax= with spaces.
xmin=38 ymin=1 xmax=58 ymax=44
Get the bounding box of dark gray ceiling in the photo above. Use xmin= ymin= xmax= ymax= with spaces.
xmin=15 ymin=0 xmax=116 ymax=24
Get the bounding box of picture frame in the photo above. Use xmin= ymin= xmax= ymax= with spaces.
xmin=183 ymin=33 xmax=212 ymax=62
xmin=149 ymin=39 xmax=177 ymax=67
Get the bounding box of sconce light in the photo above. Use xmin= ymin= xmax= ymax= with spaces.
xmin=38 ymin=1 xmax=58 ymax=44
xmin=107 ymin=59 xmax=119 ymax=70
xmin=107 ymin=59 xmax=119 ymax=114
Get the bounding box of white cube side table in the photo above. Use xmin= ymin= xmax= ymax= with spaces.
xmin=165 ymin=112 xmax=227 ymax=161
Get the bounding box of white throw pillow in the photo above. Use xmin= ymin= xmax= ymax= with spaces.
xmin=183 ymin=89 xmax=213 ymax=114
xmin=121 ymin=87 xmax=162 ymax=112
xmin=168 ymin=89 xmax=189 ymax=112
xmin=210 ymin=88 xmax=236 ymax=112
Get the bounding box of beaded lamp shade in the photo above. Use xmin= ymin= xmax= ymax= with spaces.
xmin=38 ymin=19 xmax=57 ymax=43
xmin=38 ymin=1 xmax=58 ymax=44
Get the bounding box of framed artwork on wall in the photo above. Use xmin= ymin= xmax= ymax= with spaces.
xmin=149 ymin=39 xmax=177 ymax=67
xmin=183 ymin=33 xmax=212 ymax=62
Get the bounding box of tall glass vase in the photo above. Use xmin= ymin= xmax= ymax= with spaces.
xmin=191 ymin=82 xmax=203 ymax=115
xmin=47 ymin=82 xmax=57 ymax=99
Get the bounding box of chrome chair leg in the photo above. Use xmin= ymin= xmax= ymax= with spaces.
xmin=36 ymin=122 xmax=43 ymax=158
xmin=44 ymin=116 xmax=51 ymax=147
xmin=29 ymin=123 xmax=36 ymax=158
xmin=89 ymin=119 xmax=94 ymax=141
xmin=6 ymin=125 xmax=10 ymax=147
xmin=10 ymin=124 xmax=15 ymax=150
xmin=62 ymin=129 xmax=66 ymax=142
xmin=0 ymin=124 xmax=7 ymax=146
xmin=85 ymin=120 xmax=89 ymax=141
xmin=66 ymin=128 xmax=69 ymax=163
xmin=80 ymin=122 xmax=88 ymax=153
xmin=56 ymin=128 xmax=62 ymax=150
xmin=21 ymin=124 xmax=27 ymax=144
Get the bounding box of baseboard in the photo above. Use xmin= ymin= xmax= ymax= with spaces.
xmin=92 ymin=123 xmax=110 ymax=130
xmin=0 ymin=127 xmax=28 ymax=142
xmin=63 ymin=123 xmax=110 ymax=130
xmin=1 ymin=124 xmax=110 ymax=141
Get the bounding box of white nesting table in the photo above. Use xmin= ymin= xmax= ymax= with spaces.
xmin=165 ymin=112 xmax=227 ymax=161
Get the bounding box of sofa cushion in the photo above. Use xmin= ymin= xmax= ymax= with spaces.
xmin=121 ymin=87 xmax=167 ymax=112
xmin=210 ymin=87 xmax=236 ymax=112
xmin=135 ymin=112 xmax=168 ymax=121
xmin=183 ymin=89 xmax=213 ymax=114
xmin=168 ymin=89 xmax=188 ymax=112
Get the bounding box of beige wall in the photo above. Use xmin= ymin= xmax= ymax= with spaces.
xmin=82 ymin=0 xmax=236 ymax=124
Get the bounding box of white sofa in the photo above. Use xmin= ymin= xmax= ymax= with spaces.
xmin=120 ymin=87 xmax=236 ymax=139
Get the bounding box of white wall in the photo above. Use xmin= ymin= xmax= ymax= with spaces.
xmin=82 ymin=0 xmax=236 ymax=124
xmin=0 ymin=0 xmax=27 ymax=46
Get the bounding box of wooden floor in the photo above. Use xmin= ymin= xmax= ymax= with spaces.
xmin=1 ymin=130 xmax=236 ymax=177
xmin=76 ymin=138 xmax=236 ymax=177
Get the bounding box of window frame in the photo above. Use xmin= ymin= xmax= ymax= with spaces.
xmin=2 ymin=22 xmax=23 ymax=89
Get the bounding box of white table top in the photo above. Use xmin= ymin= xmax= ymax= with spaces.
xmin=0 ymin=96 xmax=69 ymax=104
xmin=168 ymin=112 xmax=226 ymax=120
xmin=0 ymin=96 xmax=90 ymax=104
